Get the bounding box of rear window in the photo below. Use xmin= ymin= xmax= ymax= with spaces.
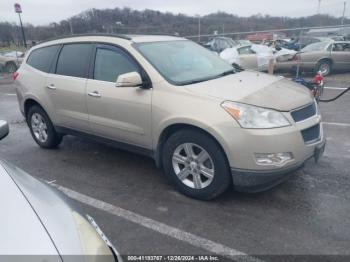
xmin=27 ymin=45 xmax=60 ymax=73
xmin=301 ymin=41 xmax=330 ymax=52
xmin=56 ymin=44 xmax=92 ymax=78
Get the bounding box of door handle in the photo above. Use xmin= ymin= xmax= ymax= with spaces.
xmin=88 ymin=91 xmax=101 ymax=98
xmin=46 ymin=84 xmax=56 ymax=90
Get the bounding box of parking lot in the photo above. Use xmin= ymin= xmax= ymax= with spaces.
xmin=0 ymin=72 xmax=350 ymax=261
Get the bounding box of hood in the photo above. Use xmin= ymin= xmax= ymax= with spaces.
xmin=0 ymin=162 xmax=60 ymax=257
xmin=0 ymin=160 xmax=85 ymax=256
xmin=185 ymin=71 xmax=313 ymax=111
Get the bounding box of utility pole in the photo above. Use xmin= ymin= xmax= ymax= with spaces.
xmin=317 ymin=0 xmax=322 ymax=26
xmin=317 ymin=0 xmax=321 ymax=14
xmin=197 ymin=15 xmax=201 ymax=43
xmin=68 ymin=20 xmax=74 ymax=35
xmin=341 ymin=1 xmax=347 ymax=25
xmin=14 ymin=3 xmax=27 ymax=48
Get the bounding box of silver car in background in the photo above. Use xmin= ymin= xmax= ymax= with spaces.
xmin=0 ymin=121 xmax=121 ymax=262
xmin=276 ymin=41 xmax=350 ymax=76
xmin=0 ymin=51 xmax=24 ymax=73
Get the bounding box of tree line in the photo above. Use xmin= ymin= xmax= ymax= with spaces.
xmin=0 ymin=7 xmax=349 ymax=45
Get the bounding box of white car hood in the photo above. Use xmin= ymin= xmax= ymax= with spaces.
xmin=0 ymin=160 xmax=85 ymax=257
xmin=0 ymin=163 xmax=59 ymax=257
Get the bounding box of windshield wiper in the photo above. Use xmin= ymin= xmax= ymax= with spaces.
xmin=216 ymin=69 xmax=236 ymax=77
xmin=181 ymin=69 xmax=235 ymax=85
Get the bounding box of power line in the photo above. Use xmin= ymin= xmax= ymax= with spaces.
xmin=184 ymin=23 xmax=350 ymax=38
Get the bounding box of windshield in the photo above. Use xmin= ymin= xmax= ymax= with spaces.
xmin=134 ymin=40 xmax=234 ymax=85
xmin=301 ymin=41 xmax=330 ymax=52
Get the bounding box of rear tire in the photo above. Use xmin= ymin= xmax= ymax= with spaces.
xmin=162 ymin=129 xmax=231 ymax=200
xmin=27 ymin=105 xmax=62 ymax=149
xmin=316 ymin=60 xmax=332 ymax=76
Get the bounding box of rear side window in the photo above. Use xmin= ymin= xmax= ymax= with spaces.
xmin=56 ymin=44 xmax=92 ymax=78
xmin=27 ymin=45 xmax=60 ymax=73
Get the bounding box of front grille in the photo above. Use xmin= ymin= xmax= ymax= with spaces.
xmin=301 ymin=124 xmax=321 ymax=144
xmin=291 ymin=102 xmax=317 ymax=122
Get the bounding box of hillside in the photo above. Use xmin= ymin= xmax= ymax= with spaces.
xmin=0 ymin=7 xmax=349 ymax=44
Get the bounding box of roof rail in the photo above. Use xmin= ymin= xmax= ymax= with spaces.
xmin=38 ymin=33 xmax=132 ymax=44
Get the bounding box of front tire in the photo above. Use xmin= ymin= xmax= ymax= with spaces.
xmin=162 ymin=129 xmax=231 ymax=200
xmin=27 ymin=105 xmax=62 ymax=148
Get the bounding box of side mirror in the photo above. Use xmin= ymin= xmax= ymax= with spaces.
xmin=116 ymin=72 xmax=143 ymax=88
xmin=0 ymin=120 xmax=9 ymax=141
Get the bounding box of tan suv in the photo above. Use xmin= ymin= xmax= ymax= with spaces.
xmin=14 ymin=34 xmax=326 ymax=200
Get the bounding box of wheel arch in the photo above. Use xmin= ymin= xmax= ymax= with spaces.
xmin=315 ymin=58 xmax=333 ymax=75
xmin=24 ymin=98 xmax=47 ymax=119
xmin=154 ymin=123 xmax=230 ymax=169
xmin=316 ymin=57 xmax=333 ymax=67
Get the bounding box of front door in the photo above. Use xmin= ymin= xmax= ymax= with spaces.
xmin=237 ymin=46 xmax=258 ymax=70
xmin=86 ymin=44 xmax=152 ymax=148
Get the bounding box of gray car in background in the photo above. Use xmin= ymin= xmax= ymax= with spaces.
xmin=276 ymin=41 xmax=350 ymax=76
xmin=0 ymin=121 xmax=121 ymax=262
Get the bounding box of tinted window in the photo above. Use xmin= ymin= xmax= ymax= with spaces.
xmin=27 ymin=45 xmax=60 ymax=73
xmin=56 ymin=44 xmax=91 ymax=78
xmin=94 ymin=48 xmax=139 ymax=82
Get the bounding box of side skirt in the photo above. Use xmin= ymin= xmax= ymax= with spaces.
xmin=55 ymin=126 xmax=155 ymax=159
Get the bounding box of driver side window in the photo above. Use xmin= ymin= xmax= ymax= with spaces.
xmin=94 ymin=47 xmax=139 ymax=82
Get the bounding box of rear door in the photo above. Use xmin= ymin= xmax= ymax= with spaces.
xmin=46 ymin=43 xmax=93 ymax=132
xmin=330 ymin=42 xmax=350 ymax=71
xmin=237 ymin=46 xmax=258 ymax=70
xmin=86 ymin=44 xmax=152 ymax=148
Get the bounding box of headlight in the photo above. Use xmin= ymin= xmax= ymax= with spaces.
xmin=221 ymin=101 xmax=290 ymax=129
xmin=72 ymin=211 xmax=116 ymax=261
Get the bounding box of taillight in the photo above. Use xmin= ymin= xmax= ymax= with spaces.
xmin=13 ymin=71 xmax=19 ymax=81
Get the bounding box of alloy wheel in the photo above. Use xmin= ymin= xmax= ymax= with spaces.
xmin=172 ymin=143 xmax=215 ymax=189
xmin=31 ymin=113 xmax=48 ymax=143
xmin=319 ymin=63 xmax=330 ymax=75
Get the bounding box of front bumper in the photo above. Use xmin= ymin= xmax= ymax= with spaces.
xmin=232 ymin=139 xmax=326 ymax=193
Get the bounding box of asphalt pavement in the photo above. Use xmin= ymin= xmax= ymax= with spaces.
xmin=0 ymin=72 xmax=349 ymax=262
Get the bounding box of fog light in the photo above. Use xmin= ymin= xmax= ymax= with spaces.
xmin=254 ymin=152 xmax=293 ymax=166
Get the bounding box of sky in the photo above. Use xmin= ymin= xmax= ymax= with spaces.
xmin=0 ymin=0 xmax=349 ymax=26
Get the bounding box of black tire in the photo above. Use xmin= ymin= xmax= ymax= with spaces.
xmin=162 ymin=129 xmax=232 ymax=200
xmin=27 ymin=105 xmax=62 ymax=149
xmin=316 ymin=60 xmax=332 ymax=76
xmin=5 ymin=62 xmax=17 ymax=73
